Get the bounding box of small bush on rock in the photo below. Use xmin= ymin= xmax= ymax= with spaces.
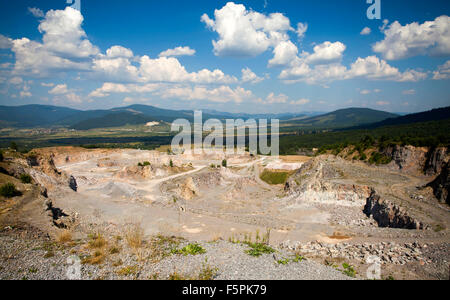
xmin=0 ymin=183 xmax=21 ymax=198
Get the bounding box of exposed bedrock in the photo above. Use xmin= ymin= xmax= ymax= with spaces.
xmin=285 ymin=158 xmax=371 ymax=206
xmin=364 ymin=191 xmax=427 ymax=230
xmin=24 ymin=152 xmax=77 ymax=193
xmin=382 ymin=145 xmax=427 ymax=174
xmin=427 ymin=162 xmax=450 ymax=205
xmin=424 ymin=147 xmax=448 ymax=176
xmin=382 ymin=145 xmax=448 ymax=175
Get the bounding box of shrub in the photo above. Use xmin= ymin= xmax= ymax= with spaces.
xmin=169 ymin=160 xmax=174 ymax=168
xmin=20 ymin=174 xmax=32 ymax=184
xmin=10 ymin=142 xmax=18 ymax=151
xmin=0 ymin=183 xmax=21 ymax=198
xmin=369 ymin=152 xmax=392 ymax=165
xmin=222 ymin=159 xmax=227 ymax=168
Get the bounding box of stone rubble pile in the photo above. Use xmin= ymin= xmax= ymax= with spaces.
xmin=280 ymin=240 xmax=427 ymax=265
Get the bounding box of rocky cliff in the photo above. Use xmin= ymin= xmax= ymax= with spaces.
xmin=364 ymin=191 xmax=428 ymax=229
xmin=285 ymin=157 xmax=372 ymax=206
xmin=424 ymin=147 xmax=448 ymax=176
xmin=382 ymin=146 xmax=448 ymax=176
xmin=427 ymin=162 xmax=450 ymax=205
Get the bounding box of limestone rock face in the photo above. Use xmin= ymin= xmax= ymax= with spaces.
xmin=24 ymin=153 xmax=77 ymax=193
xmin=116 ymin=165 xmax=157 ymax=180
xmin=428 ymin=162 xmax=450 ymax=205
xmin=286 ymin=157 xmax=372 ymax=207
xmin=424 ymin=147 xmax=449 ymax=176
xmin=179 ymin=177 xmax=199 ymax=200
xmin=364 ymin=191 xmax=427 ymax=229
xmin=383 ymin=145 xmax=427 ymax=174
xmin=381 ymin=145 xmax=448 ymax=175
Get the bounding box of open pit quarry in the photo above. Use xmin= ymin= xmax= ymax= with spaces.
xmin=0 ymin=146 xmax=449 ymax=280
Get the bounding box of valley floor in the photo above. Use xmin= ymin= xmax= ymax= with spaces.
xmin=0 ymin=147 xmax=449 ymax=280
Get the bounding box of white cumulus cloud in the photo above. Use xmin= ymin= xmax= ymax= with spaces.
xmin=241 ymin=68 xmax=264 ymax=84
xmin=48 ymin=84 xmax=70 ymax=95
xmin=28 ymin=7 xmax=44 ymax=18
xmin=201 ymin=2 xmax=293 ymax=57
xmin=360 ymin=27 xmax=371 ymax=35
xmin=373 ymin=16 xmax=450 ymax=60
xmin=159 ymin=46 xmax=196 ymax=57
xmin=268 ymin=40 xmax=298 ymax=67
xmin=0 ymin=34 xmax=12 ymax=49
xmin=304 ymin=41 xmax=346 ymax=65
xmin=106 ymin=46 xmax=134 ymax=58
xmin=432 ymin=60 xmax=450 ymax=80
xmin=296 ymin=22 xmax=308 ymax=40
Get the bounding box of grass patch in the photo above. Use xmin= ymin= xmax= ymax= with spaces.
xmin=81 ymin=249 xmax=106 ymax=265
xmin=112 ymin=259 xmax=123 ymax=267
xmin=171 ymin=243 xmax=206 ymax=256
xmin=109 ymin=246 xmax=120 ymax=254
xmin=168 ymin=271 xmax=187 ymax=280
xmin=125 ymin=224 xmax=144 ymax=249
xmin=340 ymin=263 xmax=357 ymax=278
xmin=433 ymin=224 xmax=446 ymax=232
xmin=43 ymin=251 xmax=55 ymax=258
xmin=117 ymin=265 xmax=139 ymax=277
xmin=87 ymin=232 xmax=107 ymax=249
xmin=197 ymin=259 xmax=219 ymax=280
xmin=277 ymin=258 xmax=290 ymax=265
xmin=292 ymin=254 xmax=306 ymax=263
xmin=57 ymin=230 xmax=73 ymax=244
xmin=0 ymin=183 xmax=21 ymax=198
xmin=245 ymin=243 xmax=275 ymax=257
xmin=168 ymin=260 xmax=218 ymax=280
xmin=260 ymin=170 xmax=291 ymax=185
xmin=147 ymin=234 xmax=184 ymax=262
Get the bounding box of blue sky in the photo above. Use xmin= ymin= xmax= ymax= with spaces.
xmin=0 ymin=0 xmax=449 ymax=114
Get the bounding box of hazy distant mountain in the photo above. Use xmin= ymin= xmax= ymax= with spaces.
xmin=0 ymin=105 xmax=414 ymax=131
xmin=0 ymin=105 xmax=80 ymax=128
xmin=201 ymin=109 xmax=311 ymax=120
xmin=283 ymin=108 xmax=399 ymax=129
xmin=357 ymin=106 xmax=450 ymax=129
xmin=71 ymin=112 xmax=159 ymax=130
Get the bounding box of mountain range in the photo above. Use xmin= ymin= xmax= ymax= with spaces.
xmin=0 ymin=104 xmax=448 ymax=131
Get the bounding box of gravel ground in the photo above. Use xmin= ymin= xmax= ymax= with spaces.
xmin=141 ymin=241 xmax=353 ymax=280
xmin=0 ymin=225 xmax=353 ymax=280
